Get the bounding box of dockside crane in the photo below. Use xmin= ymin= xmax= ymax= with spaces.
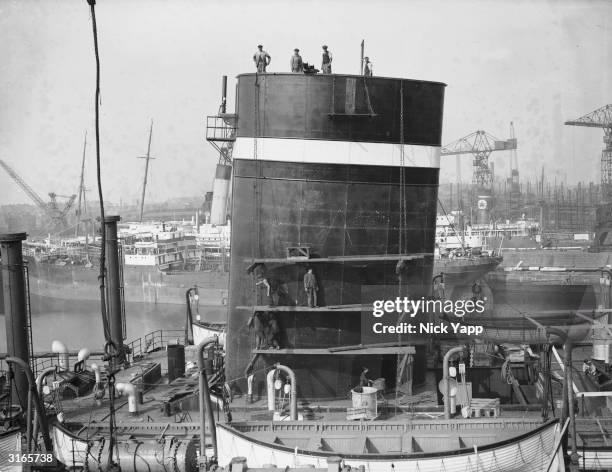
xmin=441 ymin=129 xmax=517 ymax=223
xmin=441 ymin=130 xmax=517 ymax=188
xmin=565 ymin=104 xmax=612 ymax=200
xmin=0 ymin=159 xmax=76 ymax=229
xmin=507 ymin=122 xmax=521 ymax=218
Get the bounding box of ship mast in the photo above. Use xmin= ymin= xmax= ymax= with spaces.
xmin=137 ymin=119 xmax=155 ymax=223
xmin=75 ymin=131 xmax=88 ymax=237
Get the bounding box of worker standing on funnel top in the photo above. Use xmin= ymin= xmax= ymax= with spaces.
xmin=290 ymin=48 xmax=303 ymax=72
xmin=254 ymin=45 xmax=271 ymax=73
xmin=321 ymin=45 xmax=332 ymax=74
xmin=364 ymin=57 xmax=373 ymax=76
xmin=304 ymin=268 xmax=318 ymax=307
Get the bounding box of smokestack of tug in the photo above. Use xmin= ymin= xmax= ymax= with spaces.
xmin=0 ymin=232 xmax=31 ymax=410
xmin=221 ymin=75 xmax=227 ymax=114
xmin=210 ymin=165 xmax=231 ymax=225
xmin=210 ymin=75 xmax=232 ymax=226
xmin=104 ymin=216 xmax=125 ymax=361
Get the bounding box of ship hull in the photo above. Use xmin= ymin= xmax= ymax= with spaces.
xmin=22 ymin=258 xmax=228 ymax=307
xmin=499 ymin=248 xmax=612 ymax=269
xmin=485 ymin=270 xmax=598 ymax=315
xmin=433 ymin=256 xmax=502 ymax=285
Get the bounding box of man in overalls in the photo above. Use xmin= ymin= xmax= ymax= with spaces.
xmin=364 ymin=57 xmax=373 ymax=76
xmin=290 ymin=48 xmax=303 ymax=73
xmin=253 ymin=45 xmax=271 ymax=73
xmin=304 ymin=268 xmax=319 ymax=307
xmin=321 ymin=45 xmax=332 ymax=74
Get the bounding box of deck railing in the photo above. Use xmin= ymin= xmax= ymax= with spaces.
xmin=126 ymin=329 xmax=186 ymax=362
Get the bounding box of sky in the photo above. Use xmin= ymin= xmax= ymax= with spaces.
xmin=0 ymin=0 xmax=610 ymax=206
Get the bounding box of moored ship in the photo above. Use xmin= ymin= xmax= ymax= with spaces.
xmin=0 ymin=222 xmax=229 ymax=314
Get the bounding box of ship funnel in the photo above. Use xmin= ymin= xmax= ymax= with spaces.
xmin=104 ymin=215 xmax=126 ymax=362
xmin=0 ymin=232 xmax=31 ymax=410
xmin=210 ymin=164 xmax=232 ymax=225
xmin=476 ymin=194 xmax=492 ymax=225
xmin=221 ymin=75 xmax=227 ymax=114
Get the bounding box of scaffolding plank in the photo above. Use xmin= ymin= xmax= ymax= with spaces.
xmin=253 ymin=346 xmax=415 ymax=355
xmin=236 ymin=304 xmax=371 ymax=312
xmin=327 ymin=113 xmax=379 ymax=118
xmin=247 ymin=253 xmax=431 ymax=265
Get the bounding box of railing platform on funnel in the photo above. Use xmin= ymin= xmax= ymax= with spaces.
xmin=206 ymin=113 xmax=236 ymax=154
xmin=206 ymin=115 xmax=236 ymax=142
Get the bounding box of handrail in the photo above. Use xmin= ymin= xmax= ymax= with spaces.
xmin=197 ymin=337 xmax=219 ymax=466
xmin=5 ymin=356 xmax=52 ymax=452
xmin=126 ymin=329 xmax=186 ymax=363
xmin=443 ymin=346 xmax=465 ymax=419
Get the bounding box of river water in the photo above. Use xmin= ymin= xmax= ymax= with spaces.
xmin=0 ymin=294 xmax=227 ymax=353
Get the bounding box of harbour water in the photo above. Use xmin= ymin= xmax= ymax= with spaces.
xmin=0 ymin=294 xmax=226 ymax=352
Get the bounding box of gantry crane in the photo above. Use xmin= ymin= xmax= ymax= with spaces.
xmin=0 ymin=159 xmax=76 ymax=228
xmin=441 ymin=129 xmax=517 ymax=223
xmin=565 ymin=104 xmax=612 ymax=200
xmin=507 ymin=122 xmax=521 ymax=218
xmin=441 ymin=130 xmax=517 ymax=189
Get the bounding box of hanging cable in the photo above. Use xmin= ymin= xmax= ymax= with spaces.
xmin=248 ymin=75 xmax=260 ymax=357
xmin=254 ymin=77 xmax=262 ymax=258
xmin=362 ymin=75 xmax=375 ymax=116
xmin=86 ymin=2 xmax=119 ymax=470
xmin=395 ymin=82 xmax=406 ymax=414
xmin=399 ymin=82 xmax=407 ymax=254
xmin=86 ymin=0 xmax=111 ymax=343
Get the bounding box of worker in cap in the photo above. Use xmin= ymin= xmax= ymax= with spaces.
xmin=290 ymin=48 xmax=304 ymax=73
xmin=364 ymin=56 xmax=373 ymax=76
xmin=432 ymin=272 xmax=445 ymax=300
xmin=253 ymin=44 xmax=271 ymax=73
xmin=359 ymin=367 xmax=373 ymax=387
xmin=303 ymin=268 xmax=319 ymax=307
xmin=321 ymin=45 xmax=332 ymax=74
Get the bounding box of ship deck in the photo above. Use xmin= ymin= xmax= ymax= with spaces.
xmin=43 ymin=340 xmax=612 ymax=463
xmin=57 ymin=348 xmax=546 ymax=430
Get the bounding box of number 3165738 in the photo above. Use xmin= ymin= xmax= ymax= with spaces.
xmin=7 ymin=453 xmax=56 ymax=465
